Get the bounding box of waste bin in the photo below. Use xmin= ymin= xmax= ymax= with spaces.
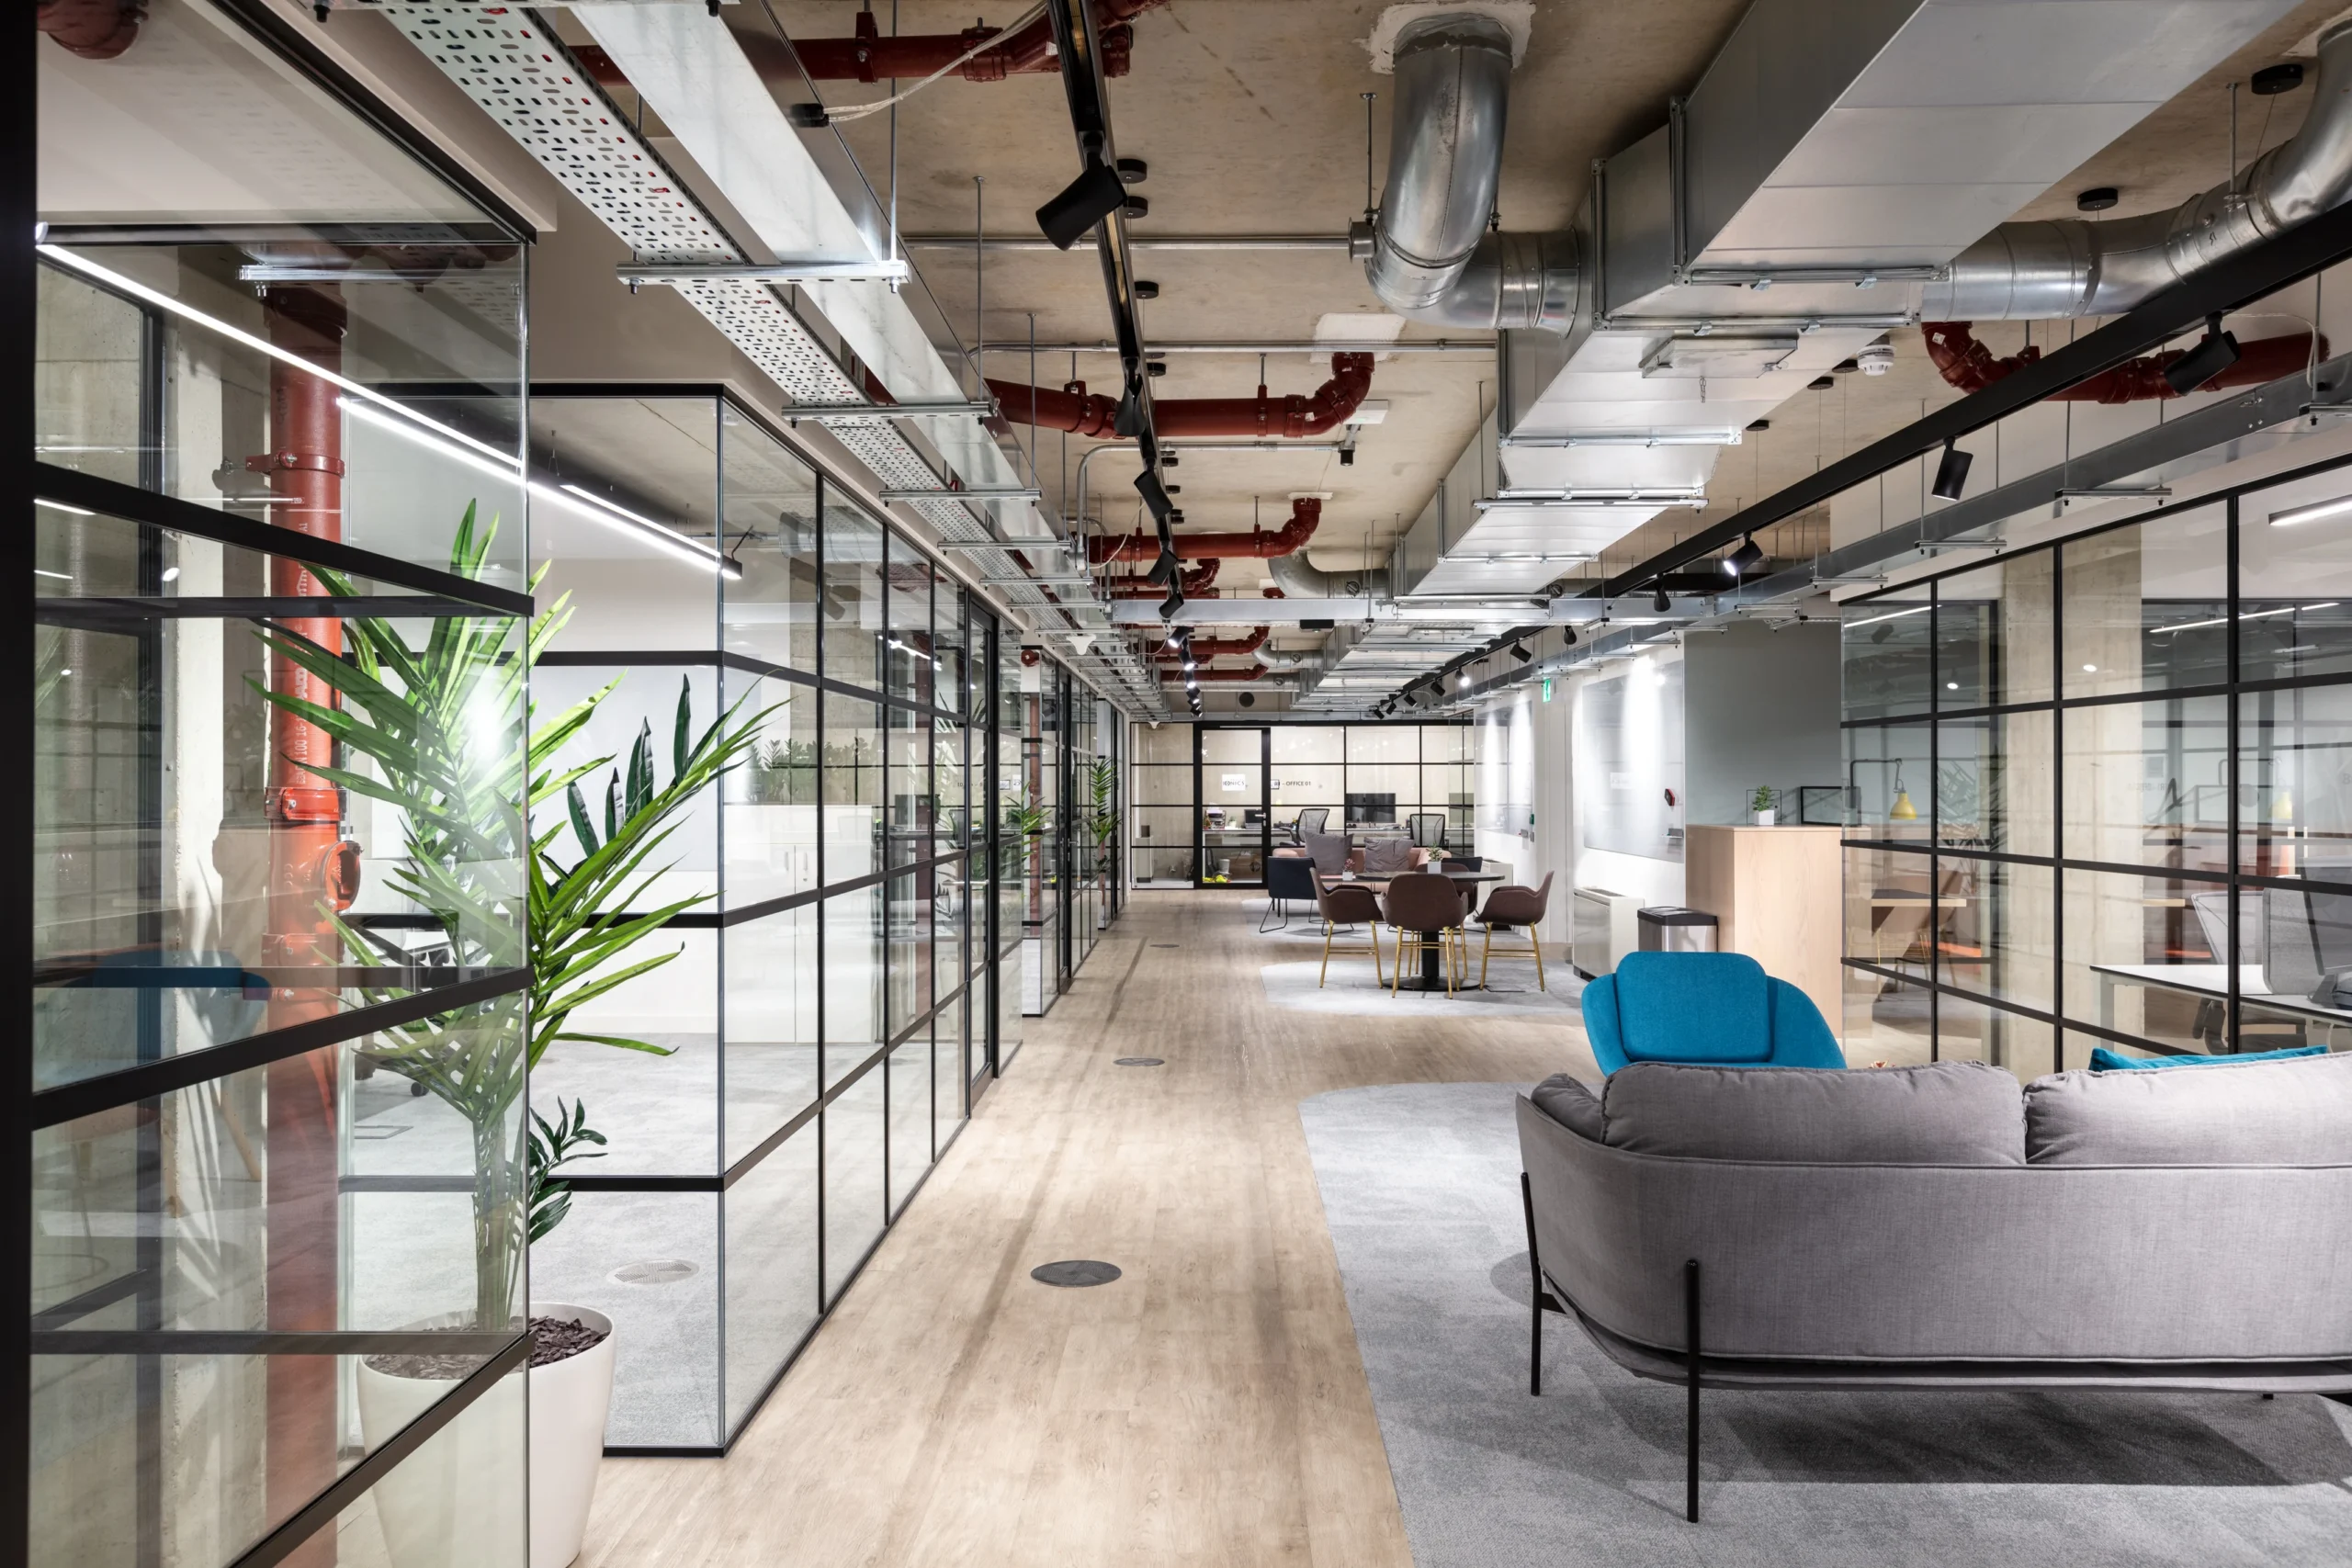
xmin=1637 ymin=906 xmax=1719 ymax=953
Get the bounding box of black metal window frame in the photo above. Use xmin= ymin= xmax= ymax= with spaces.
xmin=1839 ymin=445 xmax=2352 ymax=1066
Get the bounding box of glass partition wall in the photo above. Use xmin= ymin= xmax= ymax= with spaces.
xmin=522 ymin=389 xmax=992 ymax=1451
xmin=1842 ymin=454 xmax=2352 ymax=1071
xmin=1126 ymin=722 xmax=1476 ymax=887
xmin=27 ymin=18 xmax=533 ymax=1561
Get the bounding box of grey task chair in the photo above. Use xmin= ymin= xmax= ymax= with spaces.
xmin=1295 ymin=807 xmax=1331 ymax=840
xmin=1407 ymin=811 xmax=1449 ymax=851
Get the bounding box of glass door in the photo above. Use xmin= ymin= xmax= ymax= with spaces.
xmin=1198 ymin=728 xmax=1270 ymax=887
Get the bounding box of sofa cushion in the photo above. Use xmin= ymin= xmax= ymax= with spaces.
xmin=1612 ymin=951 xmax=1772 ymax=1064
xmin=2025 ymin=1050 xmax=2352 ymax=1166
xmin=1600 ymin=1059 xmax=2027 ymax=1165
xmin=2087 ymin=1043 xmax=2326 ymax=1071
xmin=1301 ymin=830 xmax=1351 ymax=875
xmin=1360 ymin=837 xmax=1416 ymax=876
xmin=1529 ymin=1073 xmax=1604 ymax=1142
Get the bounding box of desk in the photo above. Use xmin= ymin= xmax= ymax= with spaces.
xmin=2091 ymin=962 xmax=2352 ymax=1041
xmin=1349 ymin=870 xmax=1508 ymax=991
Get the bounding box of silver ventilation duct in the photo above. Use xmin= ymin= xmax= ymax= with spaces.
xmin=1924 ymin=20 xmax=2352 ymax=319
xmin=1362 ymin=13 xmax=1578 ymax=331
xmin=1266 ymin=548 xmax=1387 ymax=601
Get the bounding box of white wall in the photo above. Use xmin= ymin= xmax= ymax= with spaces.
xmin=1476 ymin=649 xmax=1690 ymax=956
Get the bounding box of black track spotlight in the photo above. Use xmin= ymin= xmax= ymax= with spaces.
xmin=1238 ymin=691 xmax=1256 ymax=708
xmin=1510 ymin=640 xmax=1532 ymax=662
xmin=1035 ymin=159 xmax=1131 ymax=250
xmin=1159 ymin=586 xmax=1184 ymax=621
xmin=1931 ymin=438 xmax=1973 ymax=501
xmin=1135 ymin=468 xmax=1174 ymax=524
xmin=1653 ymin=583 xmax=1671 ymax=614
xmin=1147 ymin=546 xmax=1178 ymax=587
xmin=1562 ymin=624 xmax=1577 ymax=648
xmin=1724 ymin=534 xmax=1766 ymax=577
xmin=2164 ymin=312 xmax=2241 ymax=396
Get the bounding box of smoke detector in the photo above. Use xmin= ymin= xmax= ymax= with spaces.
xmin=1856 ymin=342 xmax=1895 ymax=377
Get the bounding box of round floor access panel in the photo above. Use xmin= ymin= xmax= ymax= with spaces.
xmin=1114 ymin=1056 xmax=1165 ymax=1066
xmin=1031 ymin=1259 xmax=1123 ymax=1288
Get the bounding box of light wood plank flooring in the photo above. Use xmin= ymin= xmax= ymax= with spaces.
xmin=578 ymin=891 xmax=1596 ymax=1567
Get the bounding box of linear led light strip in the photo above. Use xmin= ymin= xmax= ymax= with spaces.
xmin=38 ymin=242 xmax=517 ymax=471
xmin=40 ymin=240 xmax=741 ymax=580
xmin=2268 ymin=493 xmax=2352 ymax=527
xmin=2149 ymin=601 xmax=2336 ymax=635
xmin=1845 ymin=604 xmax=1930 ymax=628
xmin=343 ymin=401 xmax=739 ymax=579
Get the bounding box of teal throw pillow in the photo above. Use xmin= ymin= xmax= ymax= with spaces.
xmin=2087 ymin=1044 xmax=2327 ymax=1071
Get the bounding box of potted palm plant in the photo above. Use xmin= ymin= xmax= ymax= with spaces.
xmin=1086 ymin=756 xmax=1116 ymax=927
xmin=254 ymin=505 xmax=767 ymax=1568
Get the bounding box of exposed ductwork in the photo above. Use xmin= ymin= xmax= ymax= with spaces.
xmin=1090 ymin=496 xmax=1320 ymax=562
xmin=1923 ymin=321 xmax=2325 ymax=402
xmin=989 ymin=355 xmax=1374 ymax=438
xmin=1923 ymin=21 xmax=2352 ymax=320
xmin=1359 ymin=14 xmax=1578 ymax=330
xmin=1266 ymin=547 xmax=1387 ymax=602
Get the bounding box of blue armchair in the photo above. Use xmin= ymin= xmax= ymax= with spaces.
xmin=1581 ymin=951 xmax=1843 ymax=1075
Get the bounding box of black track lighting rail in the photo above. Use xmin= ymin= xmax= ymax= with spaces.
xmin=1597 ymin=191 xmax=2352 ymax=598
xmin=1036 ymin=0 xmax=1183 ymax=621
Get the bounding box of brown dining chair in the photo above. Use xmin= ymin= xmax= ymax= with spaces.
xmin=1381 ymin=871 xmax=1467 ymax=997
xmin=1476 ymin=871 xmax=1555 ymax=990
xmin=1311 ymin=871 xmax=1385 ymax=987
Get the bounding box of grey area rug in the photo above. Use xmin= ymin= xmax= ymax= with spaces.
xmin=1299 ymin=1081 xmax=2352 ymax=1567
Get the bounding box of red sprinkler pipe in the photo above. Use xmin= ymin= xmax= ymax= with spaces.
xmin=253 ymin=282 xmax=360 ymax=1568
xmin=576 ymin=0 xmax=1161 ymax=87
xmin=1091 ymin=497 xmax=1320 ymax=564
xmin=989 ymin=355 xmax=1374 ymax=439
xmin=1164 ymin=663 xmax=1269 ymax=682
xmin=1105 ymin=558 xmax=1221 ymax=597
xmin=1152 ymin=628 xmax=1269 ymax=660
xmin=36 ymin=0 xmax=145 ymax=59
xmin=1922 ymin=321 xmax=2324 ymax=403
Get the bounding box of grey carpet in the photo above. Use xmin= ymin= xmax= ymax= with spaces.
xmin=1299 ymin=1081 xmax=2352 ymax=1567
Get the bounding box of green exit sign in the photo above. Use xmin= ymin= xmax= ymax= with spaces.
xmin=1541 ymin=678 xmax=1554 ymax=703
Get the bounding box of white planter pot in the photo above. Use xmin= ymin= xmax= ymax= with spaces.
xmin=527 ymin=1304 xmax=616 ymax=1568
xmin=1750 ymin=809 xmax=1776 ymax=826
xmin=355 ymin=1305 xmax=614 ymax=1568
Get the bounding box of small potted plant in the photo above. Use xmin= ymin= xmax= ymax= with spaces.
xmin=1749 ymin=785 xmax=1777 ymax=827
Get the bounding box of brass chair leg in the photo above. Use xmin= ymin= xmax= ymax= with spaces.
xmin=1372 ymin=922 xmax=1386 ymax=985
xmin=1480 ymin=924 xmax=1493 ymax=988
xmin=1391 ymin=928 xmax=1406 ymax=996
xmin=1319 ymin=919 xmax=1334 ymax=987
xmin=1531 ymin=929 xmax=1546 ymax=992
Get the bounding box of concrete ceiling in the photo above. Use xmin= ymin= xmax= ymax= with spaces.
xmin=568 ymin=0 xmax=2352 ymax=700
xmin=747 ymin=0 xmax=1758 ymax=613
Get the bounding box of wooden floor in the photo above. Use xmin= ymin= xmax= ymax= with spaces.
xmin=577 ymin=891 xmax=1595 ymax=1567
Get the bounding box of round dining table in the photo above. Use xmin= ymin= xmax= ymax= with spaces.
xmin=1342 ymin=867 xmax=1509 ymax=991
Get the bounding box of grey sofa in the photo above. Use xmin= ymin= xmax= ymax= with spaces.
xmin=1516 ymin=1054 xmax=2352 ymax=1520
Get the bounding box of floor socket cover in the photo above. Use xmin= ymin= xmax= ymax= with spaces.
xmin=1031 ymin=1259 xmax=1123 ymax=1288
xmin=1114 ymin=1057 xmax=1165 ymax=1066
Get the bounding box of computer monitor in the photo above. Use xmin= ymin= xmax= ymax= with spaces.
xmin=2261 ymin=865 xmax=2352 ymax=1004
xmin=1345 ymin=792 xmax=1396 ymax=825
